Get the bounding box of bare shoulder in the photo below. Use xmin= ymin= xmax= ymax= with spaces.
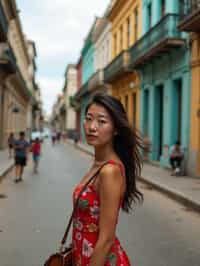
xmin=99 ymin=162 xmax=123 ymax=185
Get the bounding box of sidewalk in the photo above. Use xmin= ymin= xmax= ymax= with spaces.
xmin=0 ymin=149 xmax=14 ymax=182
xmin=69 ymin=140 xmax=200 ymax=212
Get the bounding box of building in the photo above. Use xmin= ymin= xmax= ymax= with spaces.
xmin=0 ymin=0 xmax=36 ymax=148
xmin=129 ymin=1 xmax=190 ymax=170
xmin=179 ymin=0 xmax=200 ymax=177
xmin=63 ymin=64 xmax=77 ymax=137
xmin=104 ymin=0 xmax=142 ymax=129
xmin=90 ymin=10 xmax=112 ymax=94
xmin=51 ymin=95 xmax=63 ymax=132
xmin=26 ymin=40 xmax=41 ymax=134
xmin=74 ymin=57 xmax=82 ymax=137
xmin=75 ymin=18 xmax=101 ymax=141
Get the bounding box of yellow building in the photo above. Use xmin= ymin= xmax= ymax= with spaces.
xmin=179 ymin=2 xmax=200 ymax=176
xmin=104 ymin=0 xmax=142 ymax=128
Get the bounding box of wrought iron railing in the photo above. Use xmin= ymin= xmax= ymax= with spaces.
xmin=129 ymin=14 xmax=182 ymax=67
xmin=104 ymin=50 xmax=130 ymax=82
xmin=179 ymin=0 xmax=200 ymax=17
xmin=88 ymin=70 xmax=104 ymax=90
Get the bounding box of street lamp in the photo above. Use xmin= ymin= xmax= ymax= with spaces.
xmin=8 ymin=102 xmax=20 ymax=113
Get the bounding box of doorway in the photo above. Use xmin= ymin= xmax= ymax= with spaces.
xmin=155 ymin=85 xmax=164 ymax=161
xmin=173 ymin=79 xmax=182 ymax=143
xmin=144 ymin=89 xmax=149 ymax=137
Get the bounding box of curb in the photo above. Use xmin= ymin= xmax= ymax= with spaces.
xmin=67 ymin=141 xmax=200 ymax=213
xmin=139 ymin=176 xmax=200 ymax=213
xmin=0 ymin=163 xmax=14 ymax=183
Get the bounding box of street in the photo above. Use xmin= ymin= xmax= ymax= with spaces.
xmin=0 ymin=141 xmax=200 ymax=266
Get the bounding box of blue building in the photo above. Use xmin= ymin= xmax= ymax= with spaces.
xmin=129 ymin=0 xmax=191 ymax=169
xmin=76 ymin=19 xmax=99 ymax=142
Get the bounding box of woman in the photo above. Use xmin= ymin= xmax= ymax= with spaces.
xmin=32 ymin=137 xmax=41 ymax=174
xmin=72 ymin=92 xmax=143 ymax=265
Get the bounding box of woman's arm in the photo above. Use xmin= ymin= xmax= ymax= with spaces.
xmin=89 ymin=164 xmax=124 ymax=266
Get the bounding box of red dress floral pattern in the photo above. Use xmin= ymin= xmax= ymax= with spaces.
xmin=72 ymin=160 xmax=131 ymax=266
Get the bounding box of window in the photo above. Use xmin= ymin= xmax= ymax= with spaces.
xmin=147 ymin=3 xmax=152 ymax=30
xmin=134 ymin=8 xmax=138 ymax=42
xmin=127 ymin=17 xmax=131 ymax=48
xmin=120 ymin=25 xmax=123 ymax=52
xmin=161 ymin=0 xmax=166 ymax=17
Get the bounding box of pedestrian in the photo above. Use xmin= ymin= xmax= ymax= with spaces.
xmin=68 ymin=92 xmax=143 ymax=265
xmin=32 ymin=137 xmax=41 ymax=174
xmin=169 ymin=141 xmax=184 ymax=176
xmin=13 ymin=131 xmax=30 ymax=182
xmin=57 ymin=131 xmax=61 ymax=143
xmin=51 ymin=130 xmax=56 ymax=146
xmin=8 ymin=132 xmax=15 ymax=158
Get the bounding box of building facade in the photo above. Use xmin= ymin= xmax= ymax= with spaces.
xmin=90 ymin=10 xmax=112 ymax=95
xmin=64 ymin=64 xmax=77 ymax=136
xmin=75 ymin=57 xmax=82 ymax=137
xmin=0 ymin=0 xmax=36 ymax=148
xmin=78 ymin=19 xmax=100 ymax=141
xmin=93 ymin=16 xmax=111 ymax=72
xmin=104 ymin=0 xmax=142 ymax=129
xmin=179 ymin=0 xmax=200 ymax=176
xmin=129 ymin=0 xmax=190 ymax=169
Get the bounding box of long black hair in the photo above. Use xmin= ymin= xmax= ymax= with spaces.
xmin=85 ymin=91 xmax=143 ymax=213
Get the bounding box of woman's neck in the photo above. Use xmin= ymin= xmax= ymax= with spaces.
xmin=94 ymin=144 xmax=115 ymax=164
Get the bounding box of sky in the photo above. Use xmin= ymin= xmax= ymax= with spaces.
xmin=17 ymin=0 xmax=110 ymax=115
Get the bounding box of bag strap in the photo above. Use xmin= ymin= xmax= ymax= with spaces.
xmin=61 ymin=161 xmax=109 ymax=246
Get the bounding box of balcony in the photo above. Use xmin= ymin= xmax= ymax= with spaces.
xmin=179 ymin=0 xmax=200 ymax=32
xmin=0 ymin=46 xmax=16 ymax=74
xmin=74 ymin=81 xmax=89 ymax=100
xmin=129 ymin=14 xmax=186 ymax=69
xmin=88 ymin=70 xmax=104 ymax=91
xmin=104 ymin=50 xmax=130 ymax=83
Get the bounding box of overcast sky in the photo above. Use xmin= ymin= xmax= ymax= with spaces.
xmin=17 ymin=0 xmax=110 ymax=115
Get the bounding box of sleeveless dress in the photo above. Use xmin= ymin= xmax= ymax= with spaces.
xmin=72 ymin=160 xmax=131 ymax=266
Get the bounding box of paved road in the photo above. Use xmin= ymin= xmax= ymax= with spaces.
xmin=0 ymin=141 xmax=200 ymax=266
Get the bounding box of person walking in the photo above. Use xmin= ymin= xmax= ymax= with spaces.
xmin=13 ymin=131 xmax=30 ymax=182
xmin=32 ymin=137 xmax=41 ymax=174
xmin=69 ymin=92 xmax=143 ymax=265
xmin=8 ymin=132 xmax=15 ymax=158
xmin=51 ymin=130 xmax=57 ymax=146
xmin=169 ymin=141 xmax=184 ymax=176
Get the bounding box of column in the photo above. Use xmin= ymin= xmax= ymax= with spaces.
xmin=140 ymin=86 xmax=145 ymax=133
xmin=149 ymin=85 xmax=157 ymax=161
xmin=166 ymin=0 xmax=177 ymax=13
xmin=160 ymin=79 xmax=174 ymax=165
xmin=181 ymin=71 xmax=190 ymax=150
xmin=142 ymin=4 xmax=148 ymax=34
xmin=152 ymin=0 xmax=160 ymax=27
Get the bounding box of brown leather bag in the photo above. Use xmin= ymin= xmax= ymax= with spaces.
xmin=44 ymin=162 xmax=108 ymax=266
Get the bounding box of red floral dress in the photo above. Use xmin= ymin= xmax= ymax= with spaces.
xmin=72 ymin=160 xmax=131 ymax=266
